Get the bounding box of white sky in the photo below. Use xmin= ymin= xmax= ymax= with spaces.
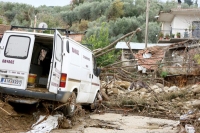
xmin=0 ymin=0 xmax=71 ymax=7
xmin=0 ymin=0 xmax=199 ymax=7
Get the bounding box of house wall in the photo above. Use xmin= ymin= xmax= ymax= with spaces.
xmin=121 ymin=49 xmax=138 ymax=71
xmin=173 ymin=15 xmax=191 ymax=38
xmin=0 ymin=24 xmax=10 ymax=34
xmin=162 ymin=14 xmax=200 ymax=38
xmin=163 ymin=22 xmax=171 ymax=37
xmin=68 ymin=34 xmax=84 ymax=43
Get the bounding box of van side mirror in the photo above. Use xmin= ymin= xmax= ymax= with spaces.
xmin=96 ymin=67 xmax=101 ymax=77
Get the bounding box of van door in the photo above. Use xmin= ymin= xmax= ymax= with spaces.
xmin=0 ymin=32 xmax=35 ymax=90
xmin=89 ymin=55 xmax=100 ymax=102
xmin=48 ymin=30 xmax=62 ymax=94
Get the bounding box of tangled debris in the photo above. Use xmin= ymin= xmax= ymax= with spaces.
xmin=99 ymin=79 xmax=200 ymax=132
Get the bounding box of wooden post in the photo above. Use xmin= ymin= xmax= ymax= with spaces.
xmin=145 ymin=0 xmax=150 ymax=48
xmin=34 ymin=15 xmax=37 ymax=32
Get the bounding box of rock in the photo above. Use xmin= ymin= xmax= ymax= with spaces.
xmin=131 ymin=92 xmax=139 ymax=96
xmin=183 ymin=106 xmax=191 ymax=110
xmin=111 ymin=88 xmax=118 ymax=94
xmin=60 ymin=118 xmax=72 ymax=129
xmin=4 ymin=128 xmax=10 ymax=131
xmin=177 ymin=102 xmax=183 ymax=107
xmin=115 ymin=81 xmax=131 ymax=89
xmin=154 ymin=88 xmax=163 ymax=93
xmin=191 ymin=84 xmax=198 ymax=89
xmin=191 ymin=100 xmax=200 ymax=109
xmin=191 ymin=86 xmax=200 ymax=93
xmin=168 ymin=86 xmax=179 ymax=92
xmin=107 ymin=90 xmax=114 ymax=95
xmin=156 ymin=83 xmax=164 ymax=88
xmin=118 ymin=90 xmax=125 ymax=94
xmin=175 ymin=97 xmax=181 ymax=101
xmin=163 ymin=86 xmax=169 ymax=92
xmin=140 ymin=88 xmax=147 ymax=93
xmin=141 ymin=94 xmax=149 ymax=99
xmin=151 ymin=85 xmax=159 ymax=90
xmin=140 ymin=92 xmax=146 ymax=95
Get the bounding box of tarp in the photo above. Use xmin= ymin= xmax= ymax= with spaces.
xmin=27 ymin=114 xmax=63 ymax=133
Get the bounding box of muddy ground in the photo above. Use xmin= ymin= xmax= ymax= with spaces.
xmin=0 ymin=101 xmax=180 ymax=133
xmin=0 ymin=83 xmax=200 ymax=132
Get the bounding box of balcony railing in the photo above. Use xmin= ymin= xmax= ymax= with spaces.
xmin=158 ymin=28 xmax=200 ymax=40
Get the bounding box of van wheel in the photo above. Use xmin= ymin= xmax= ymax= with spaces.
xmin=91 ymin=92 xmax=102 ymax=110
xmin=63 ymin=92 xmax=76 ymax=117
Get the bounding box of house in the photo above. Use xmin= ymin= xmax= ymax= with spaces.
xmin=161 ymin=40 xmax=200 ymax=76
xmin=0 ymin=24 xmax=10 ymax=40
xmin=115 ymin=42 xmax=171 ymax=72
xmin=68 ymin=33 xmax=84 ymax=43
xmin=134 ymin=46 xmax=167 ymax=73
xmin=157 ymin=8 xmax=200 ymax=43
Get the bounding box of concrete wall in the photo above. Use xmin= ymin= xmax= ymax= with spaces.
xmin=162 ymin=14 xmax=200 ymax=38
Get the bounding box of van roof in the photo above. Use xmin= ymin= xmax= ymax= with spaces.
xmin=5 ymin=30 xmax=93 ymax=53
xmin=5 ymin=30 xmax=54 ymax=38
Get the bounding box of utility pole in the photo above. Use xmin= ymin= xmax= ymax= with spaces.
xmin=34 ymin=15 xmax=37 ymax=32
xmin=145 ymin=0 xmax=150 ymax=48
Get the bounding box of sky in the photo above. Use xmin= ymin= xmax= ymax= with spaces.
xmin=0 ymin=0 xmax=200 ymax=7
xmin=0 ymin=0 xmax=71 ymax=7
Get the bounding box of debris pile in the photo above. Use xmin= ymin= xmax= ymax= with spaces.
xmin=100 ymin=80 xmax=200 ymax=132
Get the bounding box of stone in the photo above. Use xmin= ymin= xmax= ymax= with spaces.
xmin=140 ymin=92 xmax=146 ymax=95
xmin=115 ymin=81 xmax=131 ymax=89
xmin=177 ymin=102 xmax=183 ymax=107
xmin=192 ymin=86 xmax=200 ymax=93
xmin=118 ymin=90 xmax=125 ymax=94
xmin=154 ymin=88 xmax=163 ymax=93
xmin=156 ymin=83 xmax=164 ymax=88
xmin=191 ymin=84 xmax=198 ymax=89
xmin=141 ymin=94 xmax=149 ymax=99
xmin=151 ymin=85 xmax=159 ymax=90
xmin=163 ymin=86 xmax=169 ymax=92
xmin=140 ymin=88 xmax=147 ymax=93
xmin=60 ymin=118 xmax=72 ymax=129
xmin=191 ymin=100 xmax=200 ymax=109
xmin=111 ymin=88 xmax=118 ymax=94
xmin=168 ymin=86 xmax=179 ymax=92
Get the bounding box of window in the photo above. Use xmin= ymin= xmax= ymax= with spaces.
xmin=55 ymin=34 xmax=62 ymax=61
xmin=92 ymin=55 xmax=97 ymax=76
xmin=5 ymin=35 xmax=30 ymax=59
xmin=66 ymin=40 xmax=69 ymax=53
xmin=192 ymin=21 xmax=200 ymax=38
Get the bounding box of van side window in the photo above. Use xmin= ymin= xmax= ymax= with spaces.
xmin=55 ymin=34 xmax=62 ymax=61
xmin=5 ymin=35 xmax=30 ymax=59
xmin=66 ymin=40 xmax=69 ymax=53
xmin=93 ymin=55 xmax=97 ymax=76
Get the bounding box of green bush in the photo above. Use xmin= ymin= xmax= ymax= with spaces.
xmin=160 ymin=71 xmax=168 ymax=78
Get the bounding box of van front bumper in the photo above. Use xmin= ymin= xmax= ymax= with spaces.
xmin=0 ymin=87 xmax=71 ymax=103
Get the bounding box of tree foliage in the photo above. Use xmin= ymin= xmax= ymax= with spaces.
xmin=83 ymin=23 xmax=117 ymax=66
xmin=106 ymin=0 xmax=124 ymax=20
xmin=0 ymin=0 xmax=197 ymax=66
xmin=184 ymin=0 xmax=193 ymax=6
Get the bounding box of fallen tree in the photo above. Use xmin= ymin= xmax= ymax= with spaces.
xmin=94 ymin=28 xmax=141 ymax=57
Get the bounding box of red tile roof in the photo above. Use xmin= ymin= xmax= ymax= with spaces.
xmin=0 ymin=24 xmax=10 ymax=34
xmin=134 ymin=46 xmax=166 ymax=70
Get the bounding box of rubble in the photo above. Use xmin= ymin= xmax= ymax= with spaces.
xmin=99 ymin=79 xmax=200 ymax=132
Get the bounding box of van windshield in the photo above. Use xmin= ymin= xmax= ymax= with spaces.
xmin=5 ymin=35 xmax=30 ymax=59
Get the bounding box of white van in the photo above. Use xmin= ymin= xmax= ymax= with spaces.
xmin=0 ymin=27 xmax=101 ymax=116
